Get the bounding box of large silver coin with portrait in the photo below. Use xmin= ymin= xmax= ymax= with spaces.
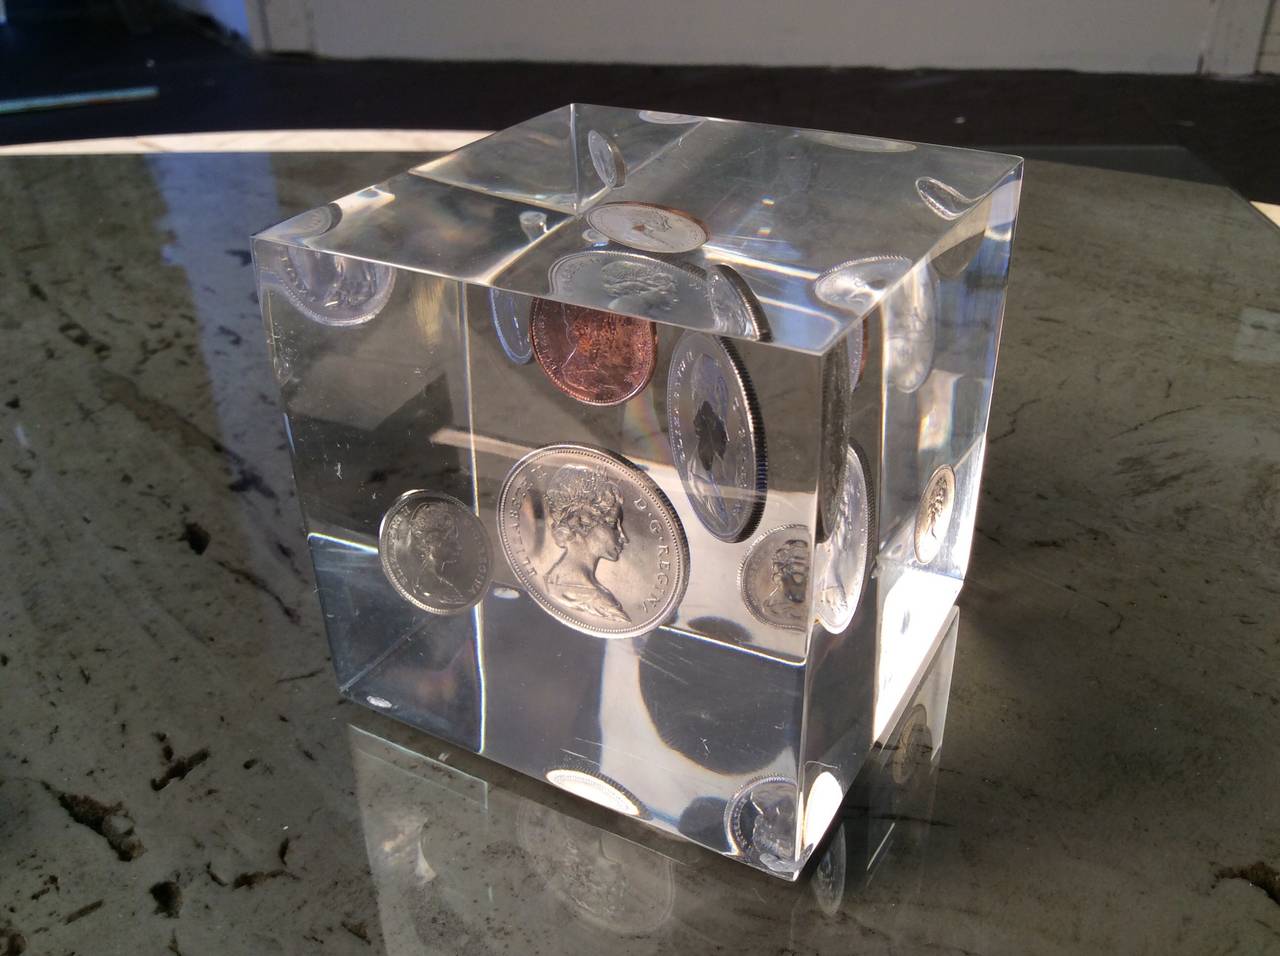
xmin=667 ymin=332 xmax=766 ymax=543
xmin=497 ymin=445 xmax=689 ymax=639
xmin=379 ymin=490 xmax=491 ymax=615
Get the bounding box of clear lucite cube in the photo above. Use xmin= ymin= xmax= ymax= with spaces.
xmin=253 ymin=105 xmax=1021 ymax=878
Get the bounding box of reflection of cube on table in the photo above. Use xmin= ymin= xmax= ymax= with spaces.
xmin=254 ymin=105 xmax=1021 ymax=878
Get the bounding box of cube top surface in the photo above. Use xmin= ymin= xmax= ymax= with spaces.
xmin=255 ymin=104 xmax=1021 ymax=354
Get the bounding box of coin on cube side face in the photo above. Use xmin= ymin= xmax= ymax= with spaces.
xmin=816 ymin=443 xmax=873 ymax=634
xmin=497 ymin=444 xmax=689 ymax=639
xmin=587 ymin=129 xmax=626 ymax=188
xmin=667 ymin=331 xmax=766 ymax=542
xmin=265 ymin=244 xmax=396 ymax=327
xmin=740 ymin=525 xmax=812 ymax=631
xmin=379 ymin=490 xmax=491 ymax=614
xmin=530 ymin=298 xmax=658 ymax=405
xmin=913 ymin=464 xmax=956 ymax=564
xmin=707 ymin=264 xmax=770 ymax=340
xmin=489 ymin=288 xmax=533 ymax=364
xmin=585 ymin=201 xmax=708 ymax=254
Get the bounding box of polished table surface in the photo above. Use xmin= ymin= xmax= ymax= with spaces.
xmin=1 ymin=150 xmax=1278 ymax=955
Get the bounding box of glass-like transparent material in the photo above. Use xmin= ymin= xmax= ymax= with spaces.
xmin=254 ymin=105 xmax=1020 ymax=878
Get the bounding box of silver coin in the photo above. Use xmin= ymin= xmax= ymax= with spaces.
xmin=725 ymin=775 xmax=799 ymax=873
xmin=584 ymin=201 xmax=708 ymax=254
xmin=667 ymin=332 xmax=766 ymax=542
xmin=813 ymin=255 xmax=910 ymax=316
xmin=913 ymin=465 xmax=956 ymax=564
xmin=497 ymin=444 xmax=689 ymax=639
xmin=379 ymin=490 xmax=491 ymax=614
xmin=637 ymin=110 xmax=701 ymax=125
xmin=800 ymin=130 xmax=916 ymax=153
xmin=816 ymin=444 xmax=872 ymax=634
xmin=817 ymin=344 xmax=851 ymax=542
xmin=707 ymin=264 xmax=769 ymax=340
xmin=739 ymin=525 xmax=811 ymax=631
xmin=587 ymin=129 xmax=626 ymax=188
xmin=915 ymin=176 xmax=976 ymax=221
xmin=884 ymin=268 xmax=938 ymax=393
xmin=263 ymin=242 xmax=396 ymax=327
xmin=488 ymin=288 xmax=533 ymax=364
xmin=549 ymin=249 xmax=705 ymax=320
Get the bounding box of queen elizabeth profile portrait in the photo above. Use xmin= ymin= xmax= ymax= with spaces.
xmin=542 ymin=466 xmax=631 ymax=624
xmin=406 ymin=502 xmax=465 ymax=604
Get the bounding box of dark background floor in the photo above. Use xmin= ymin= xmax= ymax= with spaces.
xmin=3 ymin=1 xmax=1279 ymax=202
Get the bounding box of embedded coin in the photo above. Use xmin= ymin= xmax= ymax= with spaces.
xmin=379 ymin=490 xmax=491 ymax=614
xmin=587 ymin=129 xmax=626 ymax=187
xmin=637 ymin=110 xmax=700 ymax=125
xmin=725 ymin=775 xmax=799 ymax=873
xmin=585 ymin=201 xmax=708 ymax=254
xmin=549 ymin=249 xmax=705 ymax=320
xmin=667 ymin=332 xmax=765 ymax=542
xmin=739 ymin=525 xmax=811 ymax=631
xmin=530 ymin=298 xmax=658 ymax=405
xmin=813 ymin=255 xmax=910 ymax=317
xmin=488 ymin=288 xmax=533 ymax=364
xmin=264 ymin=244 xmax=395 ymax=327
xmin=816 ymin=444 xmax=872 ymax=634
xmin=884 ymin=269 xmax=938 ymax=393
xmin=913 ymin=464 xmax=956 ymax=564
xmin=707 ymin=264 xmax=769 ymax=340
xmin=817 ymin=344 xmax=852 ymax=542
xmin=497 ymin=444 xmax=689 ymax=639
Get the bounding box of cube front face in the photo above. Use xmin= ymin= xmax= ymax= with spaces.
xmin=254 ymin=106 xmax=1020 ymax=877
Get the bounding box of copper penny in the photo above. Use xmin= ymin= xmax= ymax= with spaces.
xmin=530 ymin=299 xmax=658 ymax=406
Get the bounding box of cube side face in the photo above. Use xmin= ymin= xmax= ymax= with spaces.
xmin=254 ymin=108 xmax=1020 ymax=878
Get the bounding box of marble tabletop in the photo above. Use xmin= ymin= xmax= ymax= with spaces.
xmin=1 ymin=149 xmax=1278 ymax=956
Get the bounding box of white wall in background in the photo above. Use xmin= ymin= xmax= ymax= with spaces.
xmin=1259 ymin=0 xmax=1280 ymax=72
xmin=170 ymin=0 xmax=251 ymax=39
xmin=234 ymin=0 xmax=1272 ymax=75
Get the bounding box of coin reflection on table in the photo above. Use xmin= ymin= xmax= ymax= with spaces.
xmin=584 ymin=201 xmax=708 ymax=254
xmin=529 ymin=298 xmax=658 ymax=405
xmin=667 ymin=331 xmax=766 ymax=542
xmin=740 ymin=525 xmax=811 ymax=630
xmin=378 ymin=490 xmax=491 ymax=614
xmin=497 ymin=444 xmax=689 ymax=639
xmin=914 ymin=465 xmax=956 ymax=564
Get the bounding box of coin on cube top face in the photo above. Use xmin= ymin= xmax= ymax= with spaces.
xmin=489 ymin=288 xmax=533 ymax=364
xmin=816 ymin=443 xmax=872 ymax=634
xmin=914 ymin=464 xmax=956 ymax=564
xmin=587 ymin=129 xmax=626 ymax=188
xmin=667 ymin=331 xmax=766 ymax=542
xmin=707 ymin=264 xmax=770 ymax=340
xmin=740 ymin=525 xmax=812 ymax=631
xmin=265 ymin=244 xmax=396 ymax=327
xmin=379 ymin=490 xmax=491 ymax=614
xmin=529 ymin=298 xmax=658 ymax=405
xmin=497 ymin=444 xmax=689 ymax=639
xmin=584 ymin=201 xmax=708 ymax=254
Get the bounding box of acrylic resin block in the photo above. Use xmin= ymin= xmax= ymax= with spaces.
xmin=253 ymin=105 xmax=1022 ymax=879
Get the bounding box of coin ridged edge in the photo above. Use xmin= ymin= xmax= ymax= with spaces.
xmin=708 ymin=263 xmax=772 ymax=342
xmin=377 ymin=489 xmax=491 ymax=615
xmin=496 ymin=444 xmax=689 ymax=639
xmin=816 ymin=440 xmax=875 ymax=635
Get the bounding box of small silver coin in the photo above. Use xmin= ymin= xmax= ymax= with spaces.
xmin=488 ymin=288 xmax=533 ymax=364
xmin=667 ymin=332 xmax=766 ymax=542
xmin=915 ymin=176 xmax=977 ymax=221
xmin=725 ymin=775 xmax=799 ymax=873
xmin=379 ymin=490 xmax=491 ymax=614
xmin=739 ymin=525 xmax=811 ymax=631
xmin=497 ymin=444 xmax=689 ymax=639
xmin=817 ymin=345 xmax=852 ymax=542
xmin=263 ymin=243 xmax=395 ymax=328
xmin=587 ymin=129 xmax=626 ymax=188
xmin=637 ymin=110 xmax=701 ymax=125
xmin=913 ymin=465 xmax=956 ymax=564
xmin=884 ymin=269 xmax=938 ymax=393
xmin=816 ymin=444 xmax=873 ymax=634
xmin=813 ymin=255 xmax=910 ymax=317
xmin=585 ymin=201 xmax=708 ymax=254
xmin=707 ymin=264 xmax=769 ymax=340
xmin=549 ymin=249 xmax=706 ymax=320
